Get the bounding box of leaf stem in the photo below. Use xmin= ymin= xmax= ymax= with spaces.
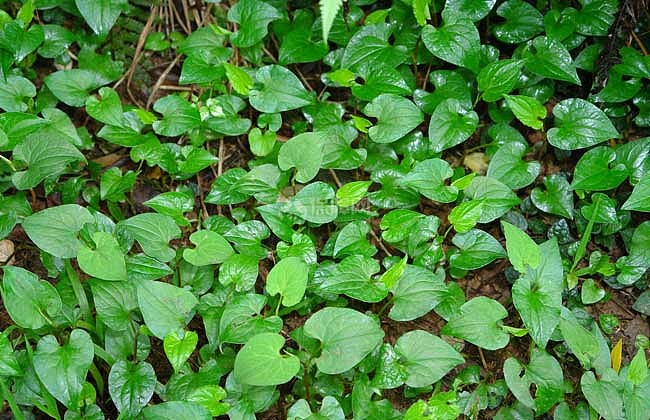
xmin=65 ymin=260 xmax=93 ymax=323
xmin=0 ymin=378 xmax=25 ymax=420
xmin=570 ymin=197 xmax=600 ymax=274
xmin=0 ymin=154 xmax=16 ymax=172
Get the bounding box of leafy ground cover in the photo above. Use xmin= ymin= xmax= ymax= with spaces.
xmin=0 ymin=0 xmax=649 ymax=418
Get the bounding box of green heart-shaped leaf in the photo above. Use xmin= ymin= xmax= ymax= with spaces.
xmin=233 ymin=333 xmax=300 ymax=386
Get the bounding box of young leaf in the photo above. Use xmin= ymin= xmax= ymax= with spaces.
xmin=504 ymin=95 xmax=547 ymax=129
xmin=402 ymin=158 xmax=458 ymax=203
xmin=336 ymin=180 xmax=372 ymax=207
xmin=304 ymin=307 xmax=384 ymax=374
xmin=164 ymin=331 xmax=198 ymax=372
xmin=233 ymin=333 xmax=301 ymax=386
xmin=249 ymin=65 xmax=313 ymax=113
xmin=450 ymin=229 xmax=506 ymax=270
xmin=501 ymin=221 xmax=540 ymax=273
xmin=266 ymin=256 xmax=309 ymax=307
xmin=477 ymin=59 xmax=524 ymax=102
xmin=228 ymin=0 xmax=281 ymax=47
xmin=487 ymin=142 xmax=540 ymax=190
xmin=78 ymin=231 xmax=127 ymax=281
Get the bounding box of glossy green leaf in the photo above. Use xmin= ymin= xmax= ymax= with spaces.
xmin=622 ymin=174 xmax=650 ymax=212
xmin=531 ymin=174 xmax=574 ymax=219
xmin=402 ymin=158 xmax=458 ymax=203
xmin=422 ymin=18 xmax=481 ymax=72
xmin=283 ymin=181 xmax=338 ymax=224
xmin=487 ymin=142 xmax=540 ymax=190
xmin=523 ymin=37 xmax=581 ymax=85
xmin=547 ymin=98 xmax=619 ymax=150
xmin=429 ymin=98 xmax=479 ymax=152
xmin=389 ymin=265 xmax=447 ymax=321
xmin=493 ymin=0 xmax=544 ymax=43
xmin=450 ymin=229 xmax=506 ymax=270
xmin=108 ymin=360 xmax=156 ymax=418
xmin=228 ymin=0 xmax=281 ymax=47
xmin=164 ymin=331 xmax=198 ymax=372
xmin=477 ymin=59 xmax=524 ymax=102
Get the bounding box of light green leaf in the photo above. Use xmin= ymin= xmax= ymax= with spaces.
xmin=402 ymin=158 xmax=458 ymax=203
xmin=364 ymin=94 xmax=424 ymax=144
xmin=278 ymin=132 xmax=324 ymax=183
xmin=448 ymin=200 xmax=484 ymax=233
xmin=22 ymin=204 xmax=94 ymax=258
xmin=444 ymin=0 xmax=496 ymax=21
xmin=164 ymin=331 xmax=198 ymax=372
xmin=89 ymin=280 xmax=137 ymax=331
xmin=142 ymin=401 xmax=211 ymax=420
xmin=502 ymin=221 xmax=540 ymax=273
xmin=34 ymin=329 xmax=94 ymax=408
xmin=304 ymin=307 xmax=384 ymax=374
xmin=85 ymin=87 xmax=124 ymax=127
xmin=183 ymin=230 xmax=234 ymax=266
xmin=465 ymin=176 xmax=521 ymax=223
xmin=395 ymin=330 xmax=464 ymax=387
xmin=493 ymin=0 xmax=544 ymax=43
xmin=442 ymin=296 xmax=510 ymax=350
xmin=321 ymin=0 xmax=344 ymax=41
xmin=283 ymin=181 xmax=338 ymax=224
xmin=580 ymin=370 xmax=625 ymax=420
xmin=504 ymin=95 xmax=547 ymax=129
xmin=224 ymin=63 xmax=254 ymax=95
xmin=233 ymin=333 xmax=300 ymax=386
xmin=512 ymin=239 xmax=563 ymax=348
xmin=136 ymin=280 xmax=198 ymax=339
xmin=44 ymin=69 xmax=107 ymax=107
xmin=337 ymin=181 xmax=372 ymax=207
xmin=78 ymin=231 xmax=127 ymax=281
xmin=266 ymin=256 xmax=309 ymax=307
xmin=0 ymin=75 xmax=36 ymax=112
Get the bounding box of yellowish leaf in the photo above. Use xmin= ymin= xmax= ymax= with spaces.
xmin=611 ymin=339 xmax=623 ymax=372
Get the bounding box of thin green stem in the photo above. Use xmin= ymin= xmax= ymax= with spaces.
xmin=570 ymin=197 xmax=600 ymax=274
xmin=65 ymin=259 xmax=92 ymax=323
xmin=94 ymin=344 xmax=116 ymax=366
xmin=0 ymin=154 xmax=16 ymax=172
xmin=0 ymin=378 xmax=26 ymax=420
